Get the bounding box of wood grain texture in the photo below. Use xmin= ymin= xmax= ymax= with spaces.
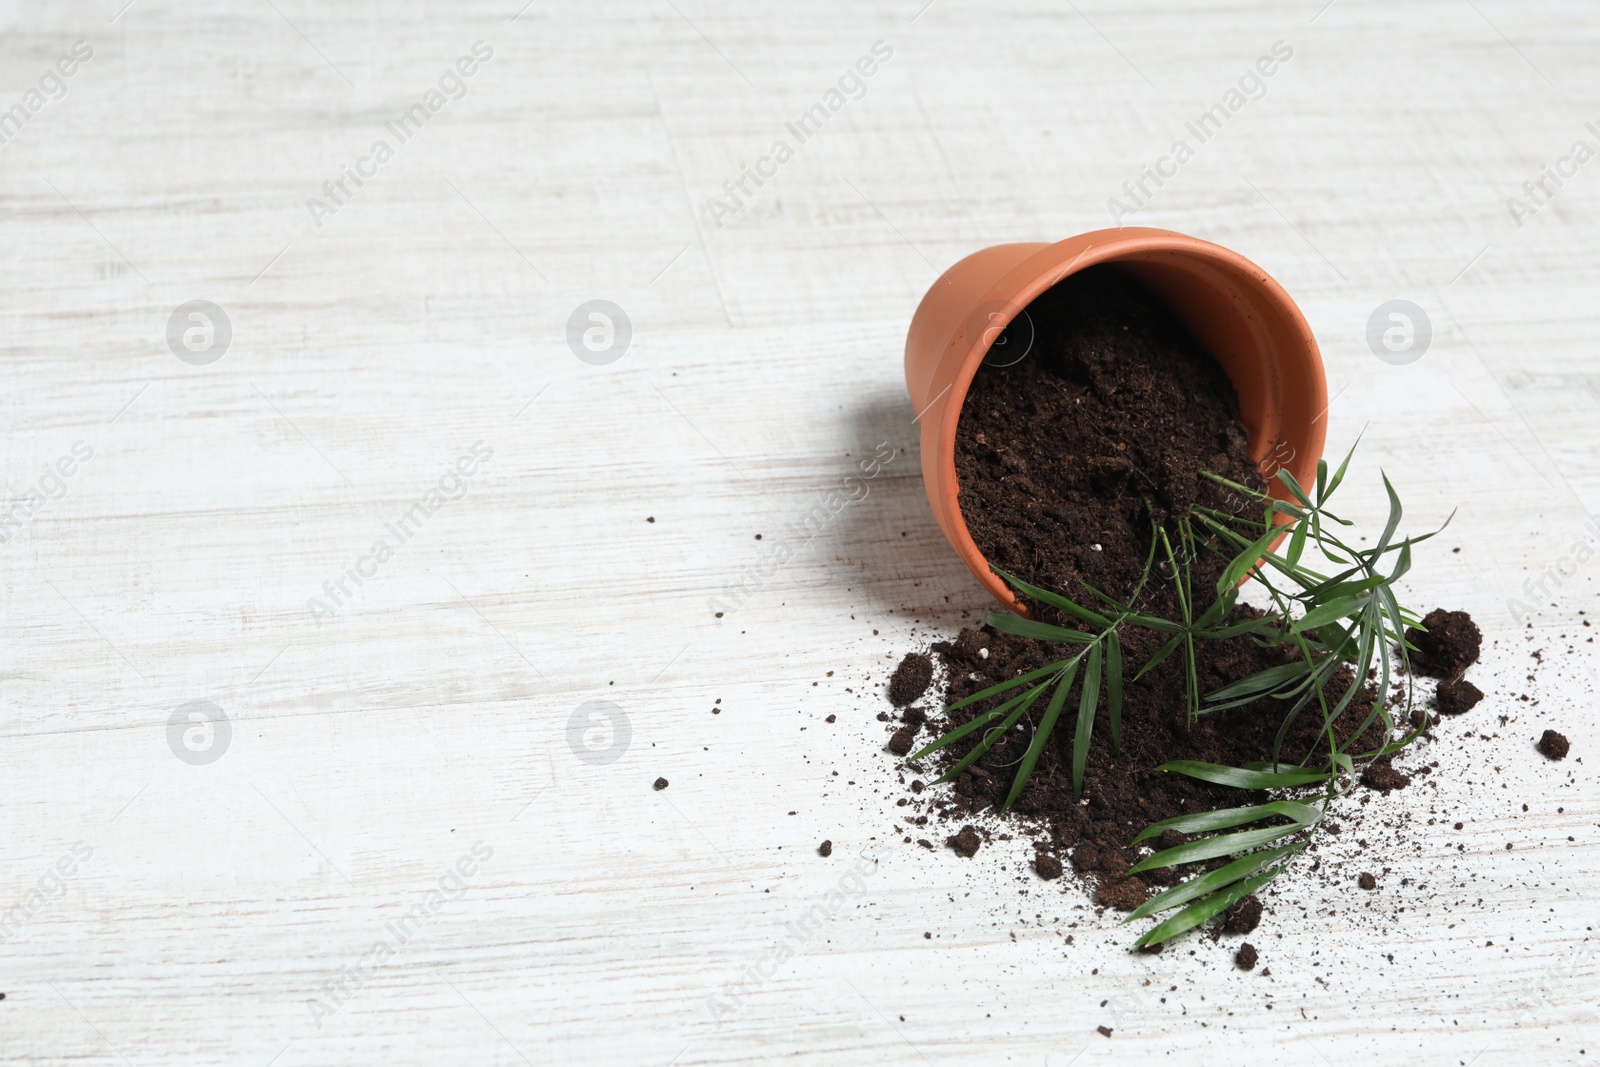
xmin=0 ymin=0 xmax=1597 ymax=1063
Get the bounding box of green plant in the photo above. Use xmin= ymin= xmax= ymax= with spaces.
xmin=903 ymin=533 xmax=1156 ymax=807
xmin=906 ymin=441 xmax=1451 ymax=948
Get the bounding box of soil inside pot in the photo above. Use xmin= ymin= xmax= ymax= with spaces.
xmin=954 ymin=263 xmax=1262 ymax=618
xmin=885 ymin=264 xmax=1480 ymax=928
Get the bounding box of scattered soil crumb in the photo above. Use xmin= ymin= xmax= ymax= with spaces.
xmin=653 ymin=777 xmax=669 ymax=790
xmin=1236 ymin=943 xmax=1258 ymax=971
xmin=948 ymin=825 xmax=982 ymax=857
xmin=1406 ymin=608 xmax=1481 ymax=679
xmin=887 ymin=725 xmax=919 ymax=756
xmin=1361 ymin=757 xmax=1411 ymax=793
xmin=1094 ymin=877 xmax=1149 ymax=912
xmin=1358 ymin=872 xmax=1377 ymax=890
xmin=1097 ymin=1025 xmax=1113 ymax=1038
xmin=1437 ymin=678 xmax=1484 ymax=715
xmin=889 ymin=653 xmax=933 ymax=706
xmin=818 ymin=840 xmax=833 ymax=857
xmin=1034 ymin=853 xmax=1063 ymax=880
xmin=1538 ymin=730 xmax=1570 ymax=761
xmin=1222 ymin=894 xmax=1263 ymax=934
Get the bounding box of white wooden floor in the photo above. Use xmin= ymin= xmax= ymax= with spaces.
xmin=2 ymin=1 xmax=1597 ymax=1063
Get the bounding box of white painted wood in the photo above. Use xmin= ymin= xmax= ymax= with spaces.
xmin=0 ymin=0 xmax=1596 ymax=1062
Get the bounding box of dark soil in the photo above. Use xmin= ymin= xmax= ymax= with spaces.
xmin=1406 ymin=609 xmax=1481 ymax=679
xmin=1358 ymin=872 xmax=1377 ymax=890
xmin=954 ymin=264 xmax=1261 ymax=610
xmin=948 ymin=825 xmax=982 ymax=857
xmin=1538 ymin=729 xmax=1570 ymax=760
xmin=818 ymin=840 xmax=833 ymax=857
xmin=1096 ymin=877 xmax=1149 ymax=912
xmin=1361 ymin=757 xmax=1412 ymax=794
xmin=1222 ymin=895 xmax=1263 ymax=934
xmin=1437 ymin=678 xmax=1483 ymax=715
xmin=1235 ymin=943 xmax=1258 ymax=970
xmin=889 ymin=652 xmax=933 ymax=706
xmin=1034 ymin=852 xmax=1063 ymax=880
xmin=653 ymin=777 xmax=668 ymax=790
xmin=919 ymin=621 xmax=1384 ymax=916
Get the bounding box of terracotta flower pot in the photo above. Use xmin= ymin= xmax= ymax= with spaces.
xmin=904 ymin=227 xmax=1327 ymax=615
